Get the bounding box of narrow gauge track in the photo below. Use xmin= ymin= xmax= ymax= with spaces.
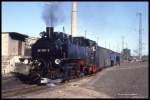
xmin=2 ymin=71 xmax=101 ymax=98
xmin=2 ymin=76 xmax=47 ymax=98
xmin=2 ymin=84 xmax=47 ymax=98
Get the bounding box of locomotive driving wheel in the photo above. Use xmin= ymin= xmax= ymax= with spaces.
xmin=61 ymin=63 xmax=81 ymax=83
xmin=74 ymin=63 xmax=80 ymax=78
xmin=28 ymin=71 xmax=41 ymax=84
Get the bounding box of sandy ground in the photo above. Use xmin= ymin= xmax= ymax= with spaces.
xmin=6 ymin=62 xmax=148 ymax=99
xmin=11 ymin=74 xmax=111 ymax=98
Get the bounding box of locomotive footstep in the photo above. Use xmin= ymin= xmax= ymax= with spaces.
xmin=48 ymin=79 xmax=63 ymax=84
xmin=47 ymin=83 xmax=56 ymax=87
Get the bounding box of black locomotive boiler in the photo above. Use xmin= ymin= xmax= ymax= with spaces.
xmin=18 ymin=27 xmax=120 ymax=84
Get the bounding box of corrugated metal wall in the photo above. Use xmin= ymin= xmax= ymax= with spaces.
xmin=96 ymin=46 xmax=113 ymax=70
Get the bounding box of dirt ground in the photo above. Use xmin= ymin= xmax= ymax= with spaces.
xmin=11 ymin=73 xmax=110 ymax=98
xmin=6 ymin=62 xmax=148 ymax=99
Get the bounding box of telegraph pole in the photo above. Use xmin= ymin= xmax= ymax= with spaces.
xmin=137 ymin=12 xmax=142 ymax=60
xmin=116 ymin=43 xmax=119 ymax=52
xmin=105 ymin=41 xmax=106 ymax=48
xmin=121 ymin=36 xmax=125 ymax=61
xmin=97 ymin=36 xmax=99 ymax=45
xmin=85 ymin=30 xmax=86 ymax=38
xmin=122 ymin=36 xmax=124 ymax=52
xmin=63 ymin=26 xmax=65 ymax=33
xmin=109 ymin=41 xmax=110 ymax=49
xmin=126 ymin=41 xmax=128 ymax=48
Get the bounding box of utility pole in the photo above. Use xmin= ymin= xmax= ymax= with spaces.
xmin=122 ymin=36 xmax=124 ymax=52
xmin=85 ymin=30 xmax=86 ymax=38
xmin=116 ymin=45 xmax=117 ymax=52
xmin=122 ymin=36 xmax=125 ymax=61
xmin=63 ymin=26 xmax=65 ymax=33
xmin=105 ymin=41 xmax=106 ymax=48
xmin=137 ymin=12 xmax=142 ymax=60
xmin=116 ymin=43 xmax=119 ymax=52
xmin=126 ymin=41 xmax=128 ymax=48
xmin=109 ymin=41 xmax=110 ymax=49
xmin=97 ymin=36 xmax=99 ymax=45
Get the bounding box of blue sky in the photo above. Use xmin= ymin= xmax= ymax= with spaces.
xmin=2 ymin=2 xmax=148 ymax=56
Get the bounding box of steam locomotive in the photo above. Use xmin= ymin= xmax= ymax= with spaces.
xmin=18 ymin=27 xmax=120 ymax=84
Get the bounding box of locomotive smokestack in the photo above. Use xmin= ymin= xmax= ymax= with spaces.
xmin=46 ymin=27 xmax=54 ymax=39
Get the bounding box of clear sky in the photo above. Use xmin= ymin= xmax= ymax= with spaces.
xmin=2 ymin=1 xmax=148 ymax=56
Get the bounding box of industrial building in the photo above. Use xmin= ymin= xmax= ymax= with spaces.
xmin=122 ymin=48 xmax=131 ymax=61
xmin=2 ymin=32 xmax=28 ymax=77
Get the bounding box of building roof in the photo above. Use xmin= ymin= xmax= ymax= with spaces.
xmin=2 ymin=32 xmax=28 ymax=41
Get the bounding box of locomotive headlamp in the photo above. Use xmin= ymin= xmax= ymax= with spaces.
xmin=55 ymin=59 xmax=61 ymax=65
xmin=24 ymin=59 xmax=29 ymax=64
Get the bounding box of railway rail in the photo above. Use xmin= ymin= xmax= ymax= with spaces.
xmin=2 ymin=72 xmax=99 ymax=98
xmin=2 ymin=85 xmax=44 ymax=97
